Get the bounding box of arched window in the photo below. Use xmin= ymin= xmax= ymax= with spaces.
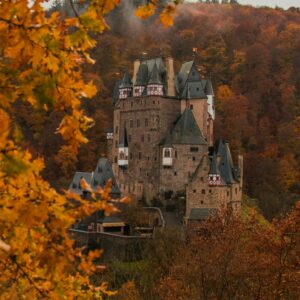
xmin=164 ymin=149 xmax=171 ymax=158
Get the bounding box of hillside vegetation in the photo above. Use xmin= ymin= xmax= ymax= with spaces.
xmin=24 ymin=2 xmax=300 ymax=219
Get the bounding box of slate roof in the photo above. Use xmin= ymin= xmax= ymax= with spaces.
xmin=201 ymin=78 xmax=214 ymax=96
xmin=135 ymin=57 xmax=166 ymax=86
xmin=119 ymin=127 xmax=128 ymax=147
xmin=69 ymin=172 xmax=94 ymax=195
xmin=215 ymin=140 xmax=236 ymax=184
xmin=93 ymin=158 xmax=121 ymax=197
xmin=112 ymin=80 xmax=121 ymax=105
xmin=69 ymin=158 xmax=120 ymax=198
xmin=161 ymin=108 xmax=208 ymax=146
xmin=189 ymin=208 xmax=217 ymax=220
xmin=148 ymin=62 xmax=163 ymax=85
xmin=120 ymin=70 xmax=132 ymax=88
xmin=136 ymin=64 xmax=148 ymax=86
xmin=175 ymin=61 xmax=207 ymax=99
xmin=209 ymin=152 xmax=220 ymax=175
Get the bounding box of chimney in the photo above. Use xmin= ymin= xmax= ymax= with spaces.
xmin=133 ymin=59 xmax=140 ymax=86
xmin=166 ymin=57 xmax=175 ymax=97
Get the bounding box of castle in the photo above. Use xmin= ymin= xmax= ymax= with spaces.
xmin=106 ymin=56 xmax=243 ymax=221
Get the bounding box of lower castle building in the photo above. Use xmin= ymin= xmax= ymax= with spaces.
xmin=70 ymin=55 xmax=243 ymax=222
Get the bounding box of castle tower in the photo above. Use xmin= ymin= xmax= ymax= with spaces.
xmin=147 ymin=62 xmax=164 ymax=96
xmin=176 ymin=61 xmax=210 ymax=143
xmin=208 ymin=152 xmax=221 ymax=186
xmin=119 ymin=70 xmax=132 ymax=99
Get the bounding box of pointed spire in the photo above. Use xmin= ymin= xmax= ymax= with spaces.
xmin=119 ymin=127 xmax=128 ymax=147
xmin=209 ymin=152 xmax=220 ymax=175
xmin=148 ymin=62 xmax=162 ymax=85
xmin=120 ymin=70 xmax=132 ymax=88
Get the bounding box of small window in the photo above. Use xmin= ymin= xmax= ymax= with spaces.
xmin=201 ymin=177 xmax=204 ymax=182
xmin=192 ymin=157 xmax=196 ymax=161
xmin=164 ymin=149 xmax=171 ymax=158
xmin=201 ymin=200 xmax=204 ymax=204
xmin=190 ymin=104 xmax=193 ymax=110
xmin=209 ymin=189 xmax=212 ymax=194
xmin=235 ymin=188 xmax=238 ymax=194
xmin=227 ymin=191 xmax=230 ymax=196
xmin=72 ymin=183 xmax=77 ymax=189
xmin=114 ymin=156 xmax=117 ymax=163
xmin=202 ymin=189 xmax=205 ymax=194
xmin=153 ymin=100 xmax=155 ymax=104
xmin=175 ymin=151 xmax=177 ymax=158
xmin=196 ymin=87 xmax=199 ymax=91
xmin=138 ymin=152 xmax=142 ymax=159
xmin=174 ymin=172 xmax=177 ymax=176
xmin=137 ymin=119 xmax=140 ymax=127
xmin=130 ymin=120 xmax=133 ymax=128
xmin=190 ymin=147 xmax=199 ymax=152
xmin=193 ymin=189 xmax=196 ymax=193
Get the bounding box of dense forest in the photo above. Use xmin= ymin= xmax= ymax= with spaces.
xmin=19 ymin=1 xmax=300 ymax=220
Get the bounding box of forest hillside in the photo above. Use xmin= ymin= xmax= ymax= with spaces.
xmin=23 ymin=1 xmax=300 ymax=219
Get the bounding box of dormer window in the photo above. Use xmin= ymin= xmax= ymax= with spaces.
xmin=72 ymin=183 xmax=77 ymax=189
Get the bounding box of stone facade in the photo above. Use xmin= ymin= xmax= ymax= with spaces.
xmin=108 ymin=56 xmax=243 ymax=221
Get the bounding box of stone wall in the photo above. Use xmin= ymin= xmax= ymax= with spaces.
xmin=159 ymin=144 xmax=208 ymax=196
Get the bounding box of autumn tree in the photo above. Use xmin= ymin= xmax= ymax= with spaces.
xmin=0 ymin=0 xmax=178 ymax=298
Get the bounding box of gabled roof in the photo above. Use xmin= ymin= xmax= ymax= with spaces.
xmin=190 ymin=154 xmax=210 ymax=181
xmin=120 ymin=70 xmax=132 ymax=88
xmin=161 ymin=108 xmax=207 ymax=145
xmin=93 ymin=158 xmax=120 ymax=196
xmin=148 ymin=62 xmax=162 ymax=85
xmin=215 ymin=140 xmax=236 ymax=184
xmin=119 ymin=127 xmax=128 ymax=147
xmin=69 ymin=172 xmax=94 ymax=195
